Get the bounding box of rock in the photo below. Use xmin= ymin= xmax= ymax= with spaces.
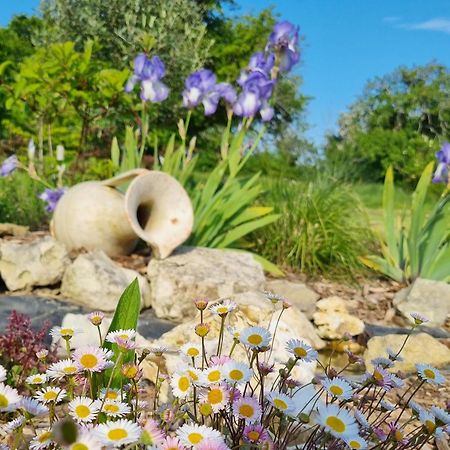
xmin=61 ymin=251 xmax=151 ymax=312
xmin=313 ymin=296 xmax=365 ymax=339
xmin=0 ymin=223 xmax=29 ymax=237
xmin=0 ymin=237 xmax=69 ymax=291
xmin=393 ymin=278 xmax=450 ymax=327
xmin=265 ymin=279 xmax=319 ymax=319
xmin=365 ymin=333 xmax=450 ymax=373
xmin=147 ymin=247 xmax=266 ymax=322
xmin=146 ymin=291 xmax=324 ymax=385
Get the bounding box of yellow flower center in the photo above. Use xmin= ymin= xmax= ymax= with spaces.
xmin=247 ymin=334 xmax=263 ymax=345
xmin=106 ymin=391 xmax=118 ymax=400
xmin=373 ymin=370 xmax=383 ymax=382
xmin=188 ymin=433 xmax=203 ymax=444
xmin=75 ymin=405 xmax=91 ymax=418
xmin=239 ymin=404 xmax=255 ymax=418
xmin=72 ymin=444 xmax=88 ymax=450
xmin=63 ymin=366 xmax=77 ymax=374
xmin=199 ymin=403 xmax=213 ymax=416
xmin=105 ymin=403 xmax=120 ymax=413
xmin=43 ymin=391 xmax=58 ymax=401
xmin=394 ymin=430 xmax=404 ymax=442
xmin=80 ymin=354 xmax=98 ymax=369
xmin=425 ymin=420 xmax=436 ymax=433
xmin=195 ymin=325 xmax=209 ymax=337
xmin=108 ymin=428 xmax=128 ymax=441
xmin=178 ymin=376 xmax=190 ymax=392
xmin=187 ymin=348 xmax=199 ymax=357
xmin=60 ymin=328 xmax=74 ymax=336
xmin=229 ymin=369 xmax=243 ymax=381
xmin=349 ymin=440 xmax=361 ymax=449
xmin=0 ymin=394 xmax=8 ymax=407
xmin=330 ymin=385 xmax=344 ymax=396
xmin=326 ymin=416 xmax=346 ymax=433
xmin=423 ymin=369 xmax=436 ymax=379
xmin=123 ymin=366 xmax=138 ymax=378
xmin=208 ymin=389 xmax=223 ymax=405
xmin=208 ymin=370 xmax=221 ymax=382
xmin=217 ymin=307 xmax=228 ymax=314
xmin=248 ymin=431 xmax=260 ymax=441
xmin=273 ymin=399 xmax=288 ymax=410
xmin=33 ymin=377 xmax=43 ymax=383
xmin=38 ymin=431 xmax=52 ymax=443
xmin=188 ymin=370 xmax=199 ymax=381
xmin=294 ymin=347 xmax=308 ymax=357
xmin=119 ymin=334 xmax=129 ymax=339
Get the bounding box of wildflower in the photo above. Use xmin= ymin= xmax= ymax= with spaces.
xmin=49 ymin=326 xmax=80 ymax=340
xmin=194 ymin=299 xmax=209 ymax=311
xmin=409 ymin=400 xmax=425 ymax=416
xmin=386 ymin=347 xmax=403 ymax=362
xmin=38 ymin=187 xmax=67 ymax=213
xmin=209 ymin=299 xmax=237 ymax=316
xmin=180 ymin=342 xmax=202 ymax=360
xmin=200 ymin=384 xmax=229 ymax=412
xmin=0 ymin=365 xmax=6 ymax=383
xmin=72 ymin=346 xmax=113 ymax=372
xmin=34 ymin=386 xmax=66 ymax=404
xmin=105 ymin=328 xmax=137 ymax=343
xmin=345 ymin=350 xmax=364 ymax=365
xmin=68 ymin=396 xmax=100 ymax=423
xmin=101 ymin=400 xmax=131 ymax=418
xmin=199 ymin=402 xmax=213 ymax=417
xmin=64 ymin=431 xmax=102 ymax=450
xmin=142 ymin=419 xmax=166 ymax=446
xmin=431 ymin=406 xmax=450 ymax=425
xmin=371 ymin=366 xmax=394 ymax=390
xmin=185 ymin=367 xmax=202 ymax=385
xmin=25 ymin=373 xmax=47 ymax=385
xmin=390 ymin=373 xmax=404 ymax=388
xmin=202 ymin=366 xmax=224 ymax=385
xmin=416 ymin=363 xmax=445 ymax=385
xmin=2 ymin=415 xmax=25 ymax=433
xmin=263 ymin=290 xmax=285 ymax=304
xmin=19 ymin=397 xmax=49 ymax=416
xmin=210 ymin=355 xmax=232 ymax=366
xmin=87 ymin=311 xmax=105 ymax=326
xmin=257 ymin=361 xmax=274 ymax=375
xmin=432 ymin=142 xmax=450 ymax=183
xmin=149 ymin=345 xmax=169 ymax=357
xmin=46 ymin=359 xmax=80 ymax=380
xmin=380 ymin=400 xmax=395 ymax=411
xmin=96 ymin=419 xmax=141 ymax=447
xmin=373 ymin=426 xmax=388 ymax=442
xmin=170 ymin=373 xmax=192 ymax=398
xmin=317 ymin=404 xmax=359 ymax=439
xmin=243 ymin=424 xmax=269 ymax=444
xmin=266 ymin=21 xmax=300 ymax=73
xmin=98 ymin=388 xmax=123 ymax=401
xmin=345 ymin=436 xmax=368 ymax=449
xmin=286 ymin=338 xmax=318 ymax=362
xmin=354 ymin=409 xmax=371 ymax=429
xmin=0 ymin=383 xmax=22 ymax=412
xmin=125 ymin=54 xmax=169 ymax=102
xmin=249 ymin=52 xmax=275 ymax=76
xmin=0 ymin=155 xmax=18 ymax=176
xmin=36 ymin=349 xmax=49 ymax=360
xmin=419 ymin=409 xmax=437 ymax=433
xmin=121 ymin=363 xmax=141 ymax=379
xmin=322 ymin=377 xmax=353 ymax=400
xmin=233 ymin=396 xmax=262 ymax=422
xmin=410 ymin=312 xmax=429 ymax=326
xmin=195 ymin=323 xmax=210 ymax=337
xmin=371 ymin=357 xmax=394 ymax=369
xmin=197 ymin=440 xmax=231 ymax=450
xmin=176 ymin=423 xmax=223 ymax=447
xmin=160 ymin=436 xmax=187 ymax=450
xmin=266 ymin=391 xmax=295 ymax=415
xmin=29 ymin=429 xmax=53 ymax=450
xmin=240 ymin=326 xmax=271 ymax=349
xmin=388 ymin=422 xmax=409 ymax=444
xmin=223 ymin=361 xmax=252 ymax=384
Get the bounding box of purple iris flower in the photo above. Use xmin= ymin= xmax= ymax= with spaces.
xmin=432 ymin=142 xmax=450 ymax=183
xmin=266 ymin=21 xmax=300 ymax=73
xmin=125 ymin=54 xmax=169 ymax=103
xmin=38 ymin=187 xmax=67 ymax=213
xmin=182 ymin=69 xmax=236 ymax=115
xmin=0 ymin=155 xmax=18 ymax=177
xmin=248 ymin=51 xmax=275 ymax=76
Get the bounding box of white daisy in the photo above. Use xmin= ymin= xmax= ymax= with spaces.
xmin=322 ymin=377 xmax=353 ymax=400
xmin=223 ymin=361 xmax=252 ymax=384
xmin=199 ymin=384 xmax=229 ymax=413
xmin=25 ymin=373 xmax=47 ymax=385
xmin=46 ymin=359 xmax=80 ymax=379
xmin=34 ymin=386 xmax=66 ymax=404
xmin=170 ymin=373 xmax=192 ymax=398
xmin=286 ymin=338 xmax=318 ymax=362
xmin=95 ymin=419 xmax=141 ymax=447
xmin=380 ymin=400 xmax=395 ymax=411
xmin=240 ymin=326 xmax=271 ymax=349
xmin=416 ymin=364 xmax=445 ymax=385
xmin=2 ymin=415 xmax=25 ymax=432
xmin=209 ymin=299 xmax=237 ymax=316
xmin=176 ymin=423 xmax=223 ymax=447
xmin=345 ymin=436 xmax=368 ymax=449
xmin=72 ymin=346 xmax=113 ymax=372
xmin=185 ymin=367 xmax=203 ymax=385
xmin=201 ymin=366 xmax=224 ymax=385
xmin=354 ymin=409 xmax=370 ymax=429
xmin=266 ymin=391 xmax=295 ymax=415
xmin=180 ymin=342 xmax=202 ymax=361
xmin=101 ymin=400 xmax=131 ymax=418
xmin=49 ymin=326 xmax=81 ymax=340
xmin=232 ymin=396 xmax=261 ymax=422
xmin=29 ymin=429 xmax=53 ymax=450
xmin=68 ymin=396 xmax=100 ymax=423
xmin=419 ymin=410 xmax=437 ymax=433
xmin=64 ymin=430 xmax=102 ymax=450
xmin=410 ymin=312 xmax=429 ymax=325
xmin=99 ymin=388 xmax=124 ymax=402
xmin=386 ymin=347 xmax=403 ymax=362
xmin=0 ymin=365 xmax=6 ymax=382
xmin=19 ymin=397 xmax=49 ymax=416
xmin=0 ymin=383 xmax=22 ymax=412
xmin=431 ymin=406 xmax=450 ymax=425
xmin=317 ymin=404 xmax=359 ymax=439
xmin=105 ymin=329 xmax=137 ymax=344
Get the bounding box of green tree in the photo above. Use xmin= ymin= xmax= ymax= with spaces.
xmin=325 ymin=63 xmax=450 ymax=184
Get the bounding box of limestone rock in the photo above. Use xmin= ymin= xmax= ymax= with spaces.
xmin=365 ymin=333 xmax=450 ymax=373
xmin=0 ymin=223 xmax=29 ymax=237
xmin=147 ymin=247 xmax=266 ymax=322
xmin=313 ymin=296 xmax=365 ymax=339
xmin=393 ymin=278 xmax=450 ymax=327
xmin=0 ymin=237 xmax=69 ymax=291
xmin=61 ymin=251 xmax=151 ymax=311
xmin=148 ymin=291 xmax=324 ymax=385
xmin=265 ymin=279 xmax=319 ymax=319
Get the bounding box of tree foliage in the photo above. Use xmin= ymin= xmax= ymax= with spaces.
xmin=326 ymin=63 xmax=450 ymax=184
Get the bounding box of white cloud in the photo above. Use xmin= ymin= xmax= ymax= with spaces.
xmin=403 ymin=18 xmax=450 ymax=35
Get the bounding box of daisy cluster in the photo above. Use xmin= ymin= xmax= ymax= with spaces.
xmin=0 ymin=300 xmax=448 ymax=449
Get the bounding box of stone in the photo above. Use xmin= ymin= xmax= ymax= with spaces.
xmin=313 ymin=296 xmax=365 ymax=339
xmin=61 ymin=251 xmax=151 ymax=312
xmin=365 ymin=333 xmax=450 ymax=373
xmin=0 ymin=223 xmax=29 ymax=237
xmin=147 ymin=246 xmax=266 ymax=322
xmin=393 ymin=278 xmax=450 ymax=327
xmin=145 ymin=291 xmax=325 ymax=386
xmin=265 ymin=279 xmax=319 ymax=319
xmin=0 ymin=237 xmax=69 ymax=291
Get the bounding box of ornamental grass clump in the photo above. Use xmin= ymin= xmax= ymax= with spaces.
xmin=0 ymin=280 xmax=448 ymax=449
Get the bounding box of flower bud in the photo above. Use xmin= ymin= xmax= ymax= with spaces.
xmin=195 ymin=323 xmax=210 ymax=337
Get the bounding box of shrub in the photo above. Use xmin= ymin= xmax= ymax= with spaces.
xmin=254 ymin=177 xmax=374 ymax=278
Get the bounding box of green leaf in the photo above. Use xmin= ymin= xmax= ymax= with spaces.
xmin=382 ymin=166 xmax=399 ymax=266
xmin=359 ymin=255 xmax=404 ymax=283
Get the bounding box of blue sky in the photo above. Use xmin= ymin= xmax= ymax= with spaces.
xmin=1 ymin=0 xmax=450 ymax=146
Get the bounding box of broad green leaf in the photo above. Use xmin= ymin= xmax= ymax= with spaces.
xmin=229 ymin=206 xmax=274 ymax=227
xmin=359 ymin=255 xmax=404 ymax=283
xmin=383 ymin=166 xmax=399 ymax=266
